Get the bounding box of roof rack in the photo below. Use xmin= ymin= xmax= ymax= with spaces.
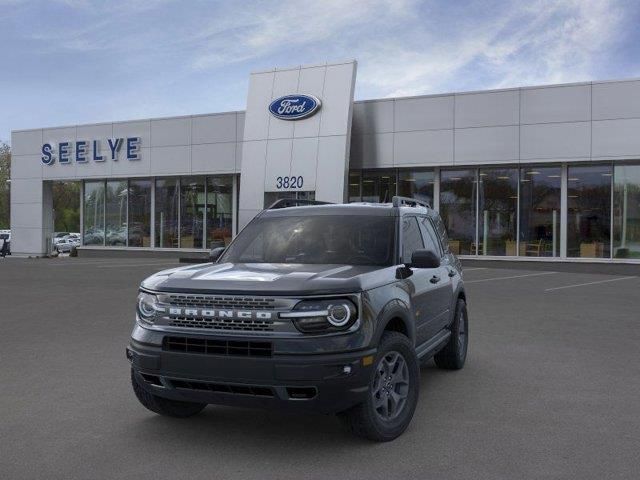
xmin=391 ymin=196 xmax=430 ymax=209
xmin=266 ymin=198 xmax=333 ymax=210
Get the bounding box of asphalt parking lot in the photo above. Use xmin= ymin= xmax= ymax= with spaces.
xmin=1 ymin=257 xmax=639 ymax=480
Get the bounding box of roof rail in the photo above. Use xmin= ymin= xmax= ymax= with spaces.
xmin=391 ymin=196 xmax=430 ymax=209
xmin=266 ymin=198 xmax=333 ymax=210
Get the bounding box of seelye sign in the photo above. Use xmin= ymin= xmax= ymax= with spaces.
xmin=41 ymin=137 xmax=141 ymax=165
xmin=268 ymin=94 xmax=321 ymax=120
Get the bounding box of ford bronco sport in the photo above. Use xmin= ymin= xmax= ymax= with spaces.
xmin=127 ymin=197 xmax=468 ymax=441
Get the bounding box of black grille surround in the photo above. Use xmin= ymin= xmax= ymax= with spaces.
xmin=163 ymin=336 xmax=273 ymax=357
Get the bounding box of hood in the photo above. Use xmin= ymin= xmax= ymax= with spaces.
xmin=141 ymin=262 xmax=396 ymax=296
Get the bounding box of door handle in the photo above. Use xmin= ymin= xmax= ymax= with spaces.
xmin=430 ymin=275 xmax=441 ymax=284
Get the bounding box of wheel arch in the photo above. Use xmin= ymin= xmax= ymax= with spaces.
xmin=373 ymin=299 xmax=416 ymax=346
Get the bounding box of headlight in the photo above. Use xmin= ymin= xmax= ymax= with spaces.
xmin=137 ymin=291 xmax=159 ymax=324
xmin=281 ymin=298 xmax=358 ymax=333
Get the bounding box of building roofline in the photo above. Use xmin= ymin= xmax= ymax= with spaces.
xmin=12 ymin=75 xmax=640 ymax=135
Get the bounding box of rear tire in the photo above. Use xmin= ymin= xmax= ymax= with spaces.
xmin=338 ymin=332 xmax=419 ymax=442
xmin=434 ymin=298 xmax=468 ymax=370
xmin=131 ymin=369 xmax=206 ymax=418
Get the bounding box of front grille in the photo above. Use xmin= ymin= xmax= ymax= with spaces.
xmin=168 ymin=316 xmax=274 ymax=332
xmin=170 ymin=379 xmax=274 ymax=397
xmin=166 ymin=294 xmax=277 ymax=310
xmin=163 ymin=336 xmax=273 ymax=357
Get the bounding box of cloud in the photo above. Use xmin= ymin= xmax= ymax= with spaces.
xmin=356 ymin=0 xmax=627 ymax=98
xmin=190 ymin=0 xmax=416 ymax=70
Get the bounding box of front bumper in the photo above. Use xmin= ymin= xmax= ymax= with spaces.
xmin=127 ymin=336 xmax=376 ymax=415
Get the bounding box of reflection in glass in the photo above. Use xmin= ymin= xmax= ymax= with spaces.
xmin=105 ymin=180 xmax=128 ymax=246
xmin=180 ymin=177 xmax=205 ymax=248
xmin=398 ymin=170 xmax=434 ymax=207
xmin=439 ymin=169 xmax=476 ymax=255
xmin=128 ymin=179 xmax=152 ymax=247
xmin=206 ymin=176 xmax=233 ymax=248
xmin=519 ymin=167 xmax=561 ymax=257
xmin=155 ymin=178 xmax=179 ymax=248
xmin=348 ymin=171 xmax=361 ymax=202
xmin=567 ymin=165 xmax=612 ymax=258
xmin=613 ymin=164 xmax=640 ymax=259
xmin=361 ymin=170 xmax=396 ymax=203
xmin=83 ymin=181 xmax=105 ymax=246
xmin=478 ymin=168 xmax=518 ymax=256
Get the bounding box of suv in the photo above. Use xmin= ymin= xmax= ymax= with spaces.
xmin=127 ymin=197 xmax=468 ymax=441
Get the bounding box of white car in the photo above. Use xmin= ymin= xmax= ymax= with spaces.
xmin=55 ymin=237 xmax=81 ymax=253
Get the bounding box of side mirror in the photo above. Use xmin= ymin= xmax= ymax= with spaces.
xmin=209 ymin=247 xmax=225 ymax=262
xmin=410 ymin=249 xmax=440 ymax=269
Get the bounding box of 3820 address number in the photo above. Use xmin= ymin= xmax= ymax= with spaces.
xmin=276 ymin=176 xmax=304 ymax=189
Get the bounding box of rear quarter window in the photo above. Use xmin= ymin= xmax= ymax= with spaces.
xmin=432 ymin=215 xmax=450 ymax=253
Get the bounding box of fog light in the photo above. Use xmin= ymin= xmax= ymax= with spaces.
xmin=126 ymin=348 xmax=134 ymax=361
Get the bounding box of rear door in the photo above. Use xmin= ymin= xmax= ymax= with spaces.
xmin=400 ymin=216 xmax=441 ymax=345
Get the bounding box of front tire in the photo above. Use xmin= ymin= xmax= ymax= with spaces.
xmin=339 ymin=332 xmax=419 ymax=442
xmin=131 ymin=369 xmax=206 ymax=418
xmin=434 ymin=298 xmax=468 ymax=370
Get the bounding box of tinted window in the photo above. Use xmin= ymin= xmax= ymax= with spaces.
xmin=419 ymin=217 xmax=442 ymax=256
xmin=401 ymin=216 xmax=424 ymax=264
xmin=221 ymin=215 xmax=396 ymax=266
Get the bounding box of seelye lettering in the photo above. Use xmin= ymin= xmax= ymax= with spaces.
xmin=41 ymin=137 xmax=141 ymax=165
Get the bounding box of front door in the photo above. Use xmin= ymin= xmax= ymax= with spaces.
xmin=401 ymin=216 xmax=442 ymax=345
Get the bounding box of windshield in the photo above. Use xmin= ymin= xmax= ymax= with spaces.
xmin=221 ymin=215 xmax=396 ymax=266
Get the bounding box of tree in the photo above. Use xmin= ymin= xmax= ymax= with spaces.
xmin=52 ymin=182 xmax=80 ymax=232
xmin=0 ymin=142 xmax=9 ymax=229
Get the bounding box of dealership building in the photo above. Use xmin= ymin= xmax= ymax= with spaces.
xmin=10 ymin=59 xmax=640 ymax=262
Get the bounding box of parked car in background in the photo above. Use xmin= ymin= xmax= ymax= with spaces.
xmin=0 ymin=230 xmax=10 ymax=256
xmin=52 ymin=232 xmax=70 ymax=247
xmin=54 ymin=237 xmax=81 ymax=253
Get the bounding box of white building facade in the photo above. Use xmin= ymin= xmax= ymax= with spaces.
xmin=10 ymin=60 xmax=640 ymax=262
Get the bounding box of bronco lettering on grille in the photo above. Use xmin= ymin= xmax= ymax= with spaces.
xmin=167 ymin=308 xmax=273 ymax=320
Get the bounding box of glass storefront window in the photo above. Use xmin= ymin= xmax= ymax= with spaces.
xmin=180 ymin=177 xmax=205 ymax=248
xmin=519 ymin=167 xmax=561 ymax=257
xmin=439 ymin=169 xmax=476 ymax=255
xmin=83 ymin=181 xmax=105 ymax=246
xmin=361 ymin=170 xmax=396 ymax=203
xmin=105 ymin=180 xmax=128 ymax=246
xmin=348 ymin=171 xmax=361 ymax=202
xmin=155 ymin=177 xmax=179 ymax=248
xmin=128 ymin=179 xmax=152 ymax=247
xmin=567 ymin=165 xmax=612 ymax=258
xmin=613 ymin=164 xmax=640 ymax=259
xmin=478 ymin=168 xmax=518 ymax=256
xmin=398 ymin=170 xmax=434 ymax=207
xmin=206 ymin=176 xmax=233 ymax=248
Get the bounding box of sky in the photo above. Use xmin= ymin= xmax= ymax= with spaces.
xmin=1 ymin=0 xmax=640 ymax=144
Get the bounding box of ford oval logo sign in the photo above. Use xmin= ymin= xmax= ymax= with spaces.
xmin=268 ymin=94 xmax=321 ymax=120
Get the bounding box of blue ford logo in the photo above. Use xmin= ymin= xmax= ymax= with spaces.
xmin=268 ymin=94 xmax=321 ymax=120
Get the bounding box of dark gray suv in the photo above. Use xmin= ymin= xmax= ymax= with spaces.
xmin=127 ymin=197 xmax=468 ymax=441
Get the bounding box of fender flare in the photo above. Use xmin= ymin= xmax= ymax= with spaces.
xmin=372 ymin=298 xmax=416 ymax=346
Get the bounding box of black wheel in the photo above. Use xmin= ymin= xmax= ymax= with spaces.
xmin=339 ymin=332 xmax=419 ymax=442
xmin=434 ymin=298 xmax=468 ymax=370
xmin=131 ymin=369 xmax=206 ymax=418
